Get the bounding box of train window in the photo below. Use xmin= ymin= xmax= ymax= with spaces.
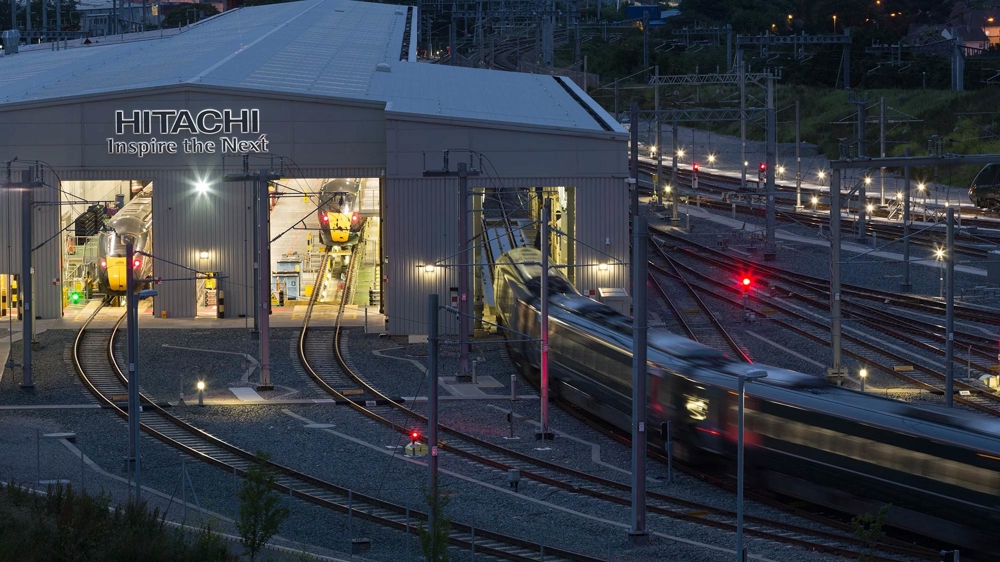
xmin=750 ymin=411 xmax=1000 ymax=496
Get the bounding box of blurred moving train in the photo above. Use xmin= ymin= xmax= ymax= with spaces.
xmin=494 ymin=247 xmax=1000 ymax=555
xmin=317 ymin=178 xmax=366 ymax=247
xmin=97 ymin=187 xmax=153 ymax=296
xmin=968 ymin=164 xmax=1000 ymax=208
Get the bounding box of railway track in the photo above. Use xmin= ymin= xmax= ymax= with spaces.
xmin=646 ymin=257 xmax=752 ymax=362
xmin=74 ymin=303 xmax=597 ymax=562
xmin=650 ymin=231 xmax=1000 ymax=416
xmin=295 ymin=247 xmax=935 ymax=560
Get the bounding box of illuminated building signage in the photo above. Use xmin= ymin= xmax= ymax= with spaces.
xmin=107 ymin=109 xmax=269 ymax=157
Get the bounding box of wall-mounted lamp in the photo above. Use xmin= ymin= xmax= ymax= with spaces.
xmin=598 ymin=263 xmax=609 ymax=271
xmin=195 ymin=180 xmax=210 ymax=193
xmin=199 ymin=251 xmax=210 ymax=260
xmin=423 ymin=264 xmax=436 ymax=273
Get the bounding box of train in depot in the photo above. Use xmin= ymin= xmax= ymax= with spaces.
xmin=968 ymin=163 xmax=1000 ymax=208
xmin=317 ymin=178 xmax=366 ymax=248
xmin=493 ymin=247 xmax=1000 ymax=555
xmin=97 ymin=186 xmax=153 ymax=296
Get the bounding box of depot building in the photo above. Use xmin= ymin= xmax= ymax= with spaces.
xmin=0 ymin=0 xmax=628 ymax=335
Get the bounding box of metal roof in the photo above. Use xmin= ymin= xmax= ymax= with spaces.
xmin=0 ymin=0 xmax=622 ymax=134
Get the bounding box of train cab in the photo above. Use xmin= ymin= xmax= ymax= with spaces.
xmin=97 ymin=188 xmax=153 ymax=296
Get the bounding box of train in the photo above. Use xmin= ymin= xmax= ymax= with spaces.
xmin=493 ymin=246 xmax=1000 ymax=555
xmin=968 ymin=163 xmax=1000 ymax=208
xmin=317 ymin=178 xmax=365 ymax=247
xmin=97 ymin=187 xmax=153 ymax=296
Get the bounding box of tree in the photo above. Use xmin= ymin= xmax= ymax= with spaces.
xmin=237 ymin=452 xmax=291 ymax=562
xmin=160 ymin=3 xmax=218 ymax=29
xmin=418 ymin=488 xmax=451 ymax=562
xmin=851 ymin=504 xmax=891 ymax=562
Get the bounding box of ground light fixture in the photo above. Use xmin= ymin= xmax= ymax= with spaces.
xmin=860 ymin=368 xmax=868 ymax=392
xmin=197 ymin=381 xmax=206 ymax=406
xmin=707 ymin=154 xmax=716 ymax=164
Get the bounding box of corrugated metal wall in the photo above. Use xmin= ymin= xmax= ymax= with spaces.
xmin=0 ymin=175 xmax=63 ymax=319
xmin=384 ymin=175 xmax=628 ymax=335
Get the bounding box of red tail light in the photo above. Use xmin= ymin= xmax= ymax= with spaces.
xmin=351 ymin=213 xmax=360 ymax=223
xmin=133 ymin=258 xmax=142 ymax=269
xmin=321 ymin=212 xmax=329 ymax=223
xmin=100 ymin=259 xmax=107 ymax=269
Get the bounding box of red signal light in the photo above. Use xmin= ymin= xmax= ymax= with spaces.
xmin=351 ymin=213 xmax=359 ymax=223
xmin=133 ymin=258 xmax=142 ymax=269
xmin=411 ymin=431 xmax=419 ymax=443
xmin=321 ymin=213 xmax=329 ymax=223
xmin=759 ymin=163 xmax=766 ymax=172
xmin=742 ymin=277 xmax=751 ymax=286
xmin=692 ymin=162 xmax=700 ymax=173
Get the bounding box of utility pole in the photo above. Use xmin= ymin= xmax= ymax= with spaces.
xmin=655 ymin=67 xmax=662 ymax=207
xmin=256 ymin=169 xmax=273 ymax=390
xmin=946 ymin=207 xmax=955 ymax=407
xmin=738 ymin=56 xmax=747 ymax=190
xmin=427 ymin=293 xmax=440 ymax=551
xmin=879 ymin=96 xmax=887 ymax=205
xmin=423 ymin=155 xmax=480 ymax=380
xmin=901 ymin=148 xmax=912 ymax=290
xmin=630 ymin=101 xmax=638 ymax=228
xmin=829 ymin=169 xmax=845 ymax=385
xmin=629 ymin=209 xmax=648 ymax=545
xmin=222 ymin=168 xmax=280 ymax=389
xmin=4 ymin=169 xmax=41 ymax=388
xmin=764 ymin=73 xmax=776 ymax=257
xmin=671 ymin=115 xmax=679 ymax=225
xmin=537 ymin=198 xmax=553 ymax=440
xmin=125 ymin=240 xmax=141 ymax=502
xmin=856 ymin=95 xmax=867 ymax=241
xmin=795 ymin=100 xmax=802 ymax=210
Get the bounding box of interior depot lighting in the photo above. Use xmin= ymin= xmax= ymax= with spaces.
xmin=199 ymin=251 xmax=209 ymax=259
xmin=598 ymin=263 xmax=609 ymax=271
xmin=423 ymin=264 xmax=436 ymax=273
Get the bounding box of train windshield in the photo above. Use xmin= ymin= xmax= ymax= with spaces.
xmin=525 ymin=274 xmax=578 ymax=296
xmin=105 ymin=231 xmax=127 ymax=257
xmin=325 ymin=192 xmax=357 ymax=214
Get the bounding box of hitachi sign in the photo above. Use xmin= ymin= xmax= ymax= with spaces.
xmin=114 ymin=109 xmax=260 ymax=135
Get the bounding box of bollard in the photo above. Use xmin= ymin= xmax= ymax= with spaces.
xmin=686 ymin=212 xmax=690 ymax=231
xmin=217 ymin=290 xmax=224 ymax=319
xmin=510 ymin=374 xmax=518 ymax=401
xmin=278 ymin=289 xmax=285 ymax=307
xmin=508 ymin=410 xmax=516 ymax=438
xmin=471 ymin=359 xmax=478 ymax=385
xmin=732 ymin=202 xmax=736 ymax=219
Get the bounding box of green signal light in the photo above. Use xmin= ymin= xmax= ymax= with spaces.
xmin=69 ymin=291 xmax=82 ymax=304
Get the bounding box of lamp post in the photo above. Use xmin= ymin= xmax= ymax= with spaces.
xmin=736 ymin=368 xmax=768 ymax=562
xmin=197 ymin=380 xmax=205 ymax=406
xmin=860 ymin=368 xmax=867 ymax=392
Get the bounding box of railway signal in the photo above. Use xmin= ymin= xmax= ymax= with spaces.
xmin=692 ymin=163 xmax=700 ymax=190
xmin=69 ymin=291 xmax=82 ymax=304
xmin=758 ymin=163 xmax=766 ymax=184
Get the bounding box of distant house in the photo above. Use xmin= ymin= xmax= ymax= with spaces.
xmin=903 ymin=7 xmax=998 ymax=51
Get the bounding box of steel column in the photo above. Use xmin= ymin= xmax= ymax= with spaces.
xmin=427 ymin=293 xmax=439 ymax=551
xmin=458 ymin=162 xmax=471 ymax=379
xmin=628 ymin=211 xmax=648 ymax=544
xmin=829 ymin=170 xmax=843 ymax=384
xmin=20 ymin=170 xmax=33 ymax=388
xmin=795 ymin=100 xmax=802 ymax=209
xmin=126 ymin=240 xmax=141 ymax=502
xmin=946 ymin=207 xmax=955 ymax=407
xmin=901 ymin=148 xmax=912 ymax=290
xmin=764 ymin=74 xmax=776 ymax=252
xmin=538 ymin=198 xmax=552 ymax=439
xmin=654 ymin=67 xmax=662 ymax=207
xmin=257 ymin=170 xmax=272 ymax=389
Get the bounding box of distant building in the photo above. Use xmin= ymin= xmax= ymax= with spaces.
xmin=905 ymin=6 xmax=999 ymax=50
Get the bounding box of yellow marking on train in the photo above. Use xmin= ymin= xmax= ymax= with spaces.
xmin=979 ymin=453 xmax=1000 ymax=462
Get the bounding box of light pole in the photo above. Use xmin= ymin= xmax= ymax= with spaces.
xmin=125 ymin=238 xmax=157 ymax=504
xmin=860 ymin=368 xmax=867 ymax=392
xmin=917 ymin=183 xmax=926 ymax=221
xmin=736 ymin=368 xmax=768 ymax=562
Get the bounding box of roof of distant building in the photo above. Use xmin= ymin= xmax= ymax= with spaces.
xmin=0 ymin=0 xmax=621 ymax=134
